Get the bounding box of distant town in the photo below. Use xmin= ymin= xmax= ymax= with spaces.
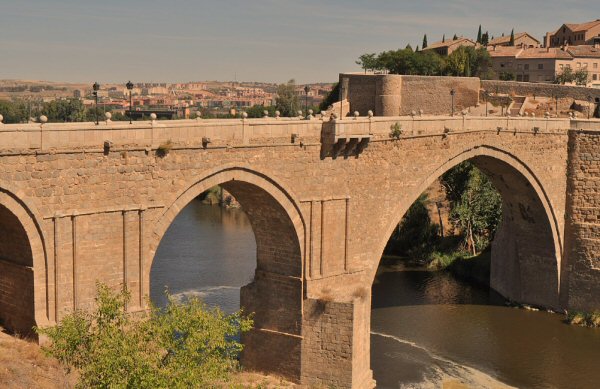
xmin=0 ymin=79 xmax=334 ymax=121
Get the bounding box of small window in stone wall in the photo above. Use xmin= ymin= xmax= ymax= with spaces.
xmin=538 ymin=63 xmax=544 ymax=70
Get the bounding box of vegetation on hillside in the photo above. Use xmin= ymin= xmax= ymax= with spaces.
xmin=36 ymin=283 xmax=253 ymax=388
xmin=385 ymin=162 xmax=502 ymax=269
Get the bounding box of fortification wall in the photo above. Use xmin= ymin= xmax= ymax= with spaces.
xmin=482 ymin=80 xmax=600 ymax=101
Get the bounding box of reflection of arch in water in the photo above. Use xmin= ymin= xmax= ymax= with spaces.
xmin=372 ymin=145 xmax=562 ymax=309
xmin=0 ymin=184 xmax=48 ymax=335
xmin=149 ymin=166 xmax=305 ymax=381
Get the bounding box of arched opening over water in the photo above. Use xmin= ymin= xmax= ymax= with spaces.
xmin=0 ymin=202 xmax=36 ymax=335
xmin=149 ymin=168 xmax=304 ymax=381
xmin=369 ymin=151 xmax=570 ymax=388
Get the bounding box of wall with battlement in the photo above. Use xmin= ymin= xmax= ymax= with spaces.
xmin=340 ymin=74 xmax=480 ymax=117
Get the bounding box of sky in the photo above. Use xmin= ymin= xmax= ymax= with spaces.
xmin=0 ymin=0 xmax=596 ymax=84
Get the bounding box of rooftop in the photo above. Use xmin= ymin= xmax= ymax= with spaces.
xmin=488 ymin=32 xmax=540 ymax=46
xmin=424 ymin=37 xmax=476 ymax=50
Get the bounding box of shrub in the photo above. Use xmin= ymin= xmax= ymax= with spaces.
xmin=36 ymin=283 xmax=253 ymax=388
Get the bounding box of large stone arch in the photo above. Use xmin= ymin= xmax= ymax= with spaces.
xmin=0 ymin=184 xmax=48 ymax=335
xmin=370 ymin=145 xmax=562 ymax=309
xmin=148 ymin=166 xmax=306 ymax=381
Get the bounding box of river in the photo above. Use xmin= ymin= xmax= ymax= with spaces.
xmin=151 ymin=199 xmax=600 ymax=389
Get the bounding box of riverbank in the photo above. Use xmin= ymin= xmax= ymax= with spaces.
xmin=0 ymin=328 xmax=296 ymax=388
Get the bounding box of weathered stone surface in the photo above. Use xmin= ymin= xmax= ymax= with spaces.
xmin=1 ymin=80 xmax=600 ymax=387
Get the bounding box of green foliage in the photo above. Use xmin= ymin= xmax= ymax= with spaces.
xmin=245 ymin=104 xmax=277 ymax=118
xmin=441 ymin=162 xmax=502 ymax=255
xmin=509 ymin=29 xmax=515 ymax=46
xmin=389 ymin=122 xmax=403 ymax=139
xmin=499 ymin=71 xmax=516 ymax=81
xmin=41 ymin=98 xmax=87 ymax=122
xmin=36 ymin=283 xmax=253 ymax=389
xmin=319 ymin=82 xmax=340 ymax=111
xmin=554 ymin=67 xmax=588 ymax=85
xmin=477 ymin=25 xmax=482 ymax=44
xmin=275 ymin=79 xmax=300 ymax=117
xmin=422 ymin=34 xmax=428 ymax=49
xmin=385 ymin=194 xmax=440 ymax=261
xmin=356 ymin=53 xmax=378 ymax=72
xmin=453 ymin=34 xmax=458 ymax=41
xmin=0 ymin=99 xmax=29 ymax=123
xmin=357 ymin=46 xmax=492 ymax=78
xmin=481 ymin=31 xmax=490 ymax=46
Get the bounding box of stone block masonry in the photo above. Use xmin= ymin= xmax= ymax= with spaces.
xmin=1 ymin=78 xmax=600 ymax=387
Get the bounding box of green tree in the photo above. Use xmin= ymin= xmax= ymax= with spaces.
xmin=453 ymin=34 xmax=458 ymax=40
xmin=442 ymin=34 xmax=446 ymax=43
xmin=574 ymin=69 xmax=589 ymax=86
xmin=319 ymin=82 xmax=340 ymax=111
xmin=482 ymin=31 xmax=489 ymax=46
xmin=245 ymin=104 xmax=277 ymax=118
xmin=385 ymin=194 xmax=440 ymax=260
xmin=0 ymin=99 xmax=29 ymax=123
xmin=477 ymin=25 xmax=482 ymax=43
xmin=509 ymin=29 xmax=515 ymax=46
xmin=42 ymin=98 xmax=87 ymax=122
xmin=355 ymin=53 xmax=378 ymax=73
xmin=37 ymin=283 xmax=253 ymax=388
xmin=441 ymin=163 xmax=502 ymax=255
xmin=275 ymin=79 xmax=300 ymax=117
xmin=422 ymin=34 xmax=428 ymax=49
xmin=555 ymin=67 xmax=575 ymax=84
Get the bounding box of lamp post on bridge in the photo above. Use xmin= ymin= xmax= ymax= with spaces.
xmin=304 ymin=85 xmax=310 ymax=116
xmin=92 ymin=82 xmax=100 ymax=125
xmin=483 ymin=90 xmax=489 ymax=117
xmin=450 ymin=88 xmax=456 ymax=116
xmin=126 ymin=81 xmax=134 ymax=124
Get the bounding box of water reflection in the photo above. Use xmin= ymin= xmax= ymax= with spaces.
xmin=372 ymin=265 xmax=600 ymax=388
xmin=150 ymin=199 xmax=256 ymax=313
xmin=149 ymin=200 xmax=600 ymax=388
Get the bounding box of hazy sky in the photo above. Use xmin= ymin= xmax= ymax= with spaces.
xmin=0 ymin=0 xmax=596 ymax=84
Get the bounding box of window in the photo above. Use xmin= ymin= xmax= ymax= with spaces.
xmin=538 ymin=63 xmax=544 ymax=70
xmin=577 ymin=62 xmax=582 ymax=68
xmin=594 ymin=63 xmax=598 ymax=69
xmin=523 ymin=75 xmax=530 ymax=82
xmin=560 ymin=64 xmax=564 ymax=69
xmin=594 ymin=74 xmax=598 ymax=81
xmin=517 ymin=74 xmax=523 ymax=81
xmin=517 ymin=64 xmax=523 ymax=70
xmin=524 ymin=64 xmax=530 ymax=70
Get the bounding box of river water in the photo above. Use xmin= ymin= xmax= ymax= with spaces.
xmin=151 ymin=200 xmax=600 ymax=389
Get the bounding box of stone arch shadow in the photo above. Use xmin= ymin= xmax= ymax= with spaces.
xmin=148 ymin=166 xmax=306 ymax=382
xmin=370 ymin=145 xmax=563 ymax=310
xmin=0 ymin=185 xmax=49 ymax=336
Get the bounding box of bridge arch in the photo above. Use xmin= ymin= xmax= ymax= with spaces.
xmin=371 ymin=145 xmax=562 ymax=309
xmin=148 ymin=166 xmax=306 ymax=381
xmin=0 ymin=185 xmax=48 ymax=335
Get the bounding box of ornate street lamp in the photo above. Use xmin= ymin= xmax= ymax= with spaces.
xmin=92 ymin=82 xmax=100 ymax=125
xmin=126 ymin=81 xmax=134 ymax=124
xmin=304 ymin=85 xmax=310 ymax=116
xmin=450 ymin=88 xmax=456 ymax=116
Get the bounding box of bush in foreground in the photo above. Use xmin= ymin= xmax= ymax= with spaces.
xmin=36 ymin=283 xmax=253 ymax=388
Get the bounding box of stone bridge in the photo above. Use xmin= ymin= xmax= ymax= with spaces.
xmin=1 ymin=112 xmax=600 ymax=388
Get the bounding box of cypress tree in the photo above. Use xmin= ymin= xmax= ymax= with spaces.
xmin=477 ymin=25 xmax=482 ymax=43
xmin=453 ymin=34 xmax=458 ymax=40
xmin=509 ymin=29 xmax=515 ymax=46
xmin=442 ymin=34 xmax=446 ymax=43
xmin=423 ymin=34 xmax=428 ymax=49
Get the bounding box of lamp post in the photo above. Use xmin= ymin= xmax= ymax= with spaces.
xmin=450 ymin=88 xmax=456 ymax=116
xmin=126 ymin=81 xmax=134 ymax=124
xmin=92 ymin=82 xmax=100 ymax=125
xmin=304 ymin=85 xmax=310 ymax=116
xmin=483 ymin=90 xmax=489 ymax=117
